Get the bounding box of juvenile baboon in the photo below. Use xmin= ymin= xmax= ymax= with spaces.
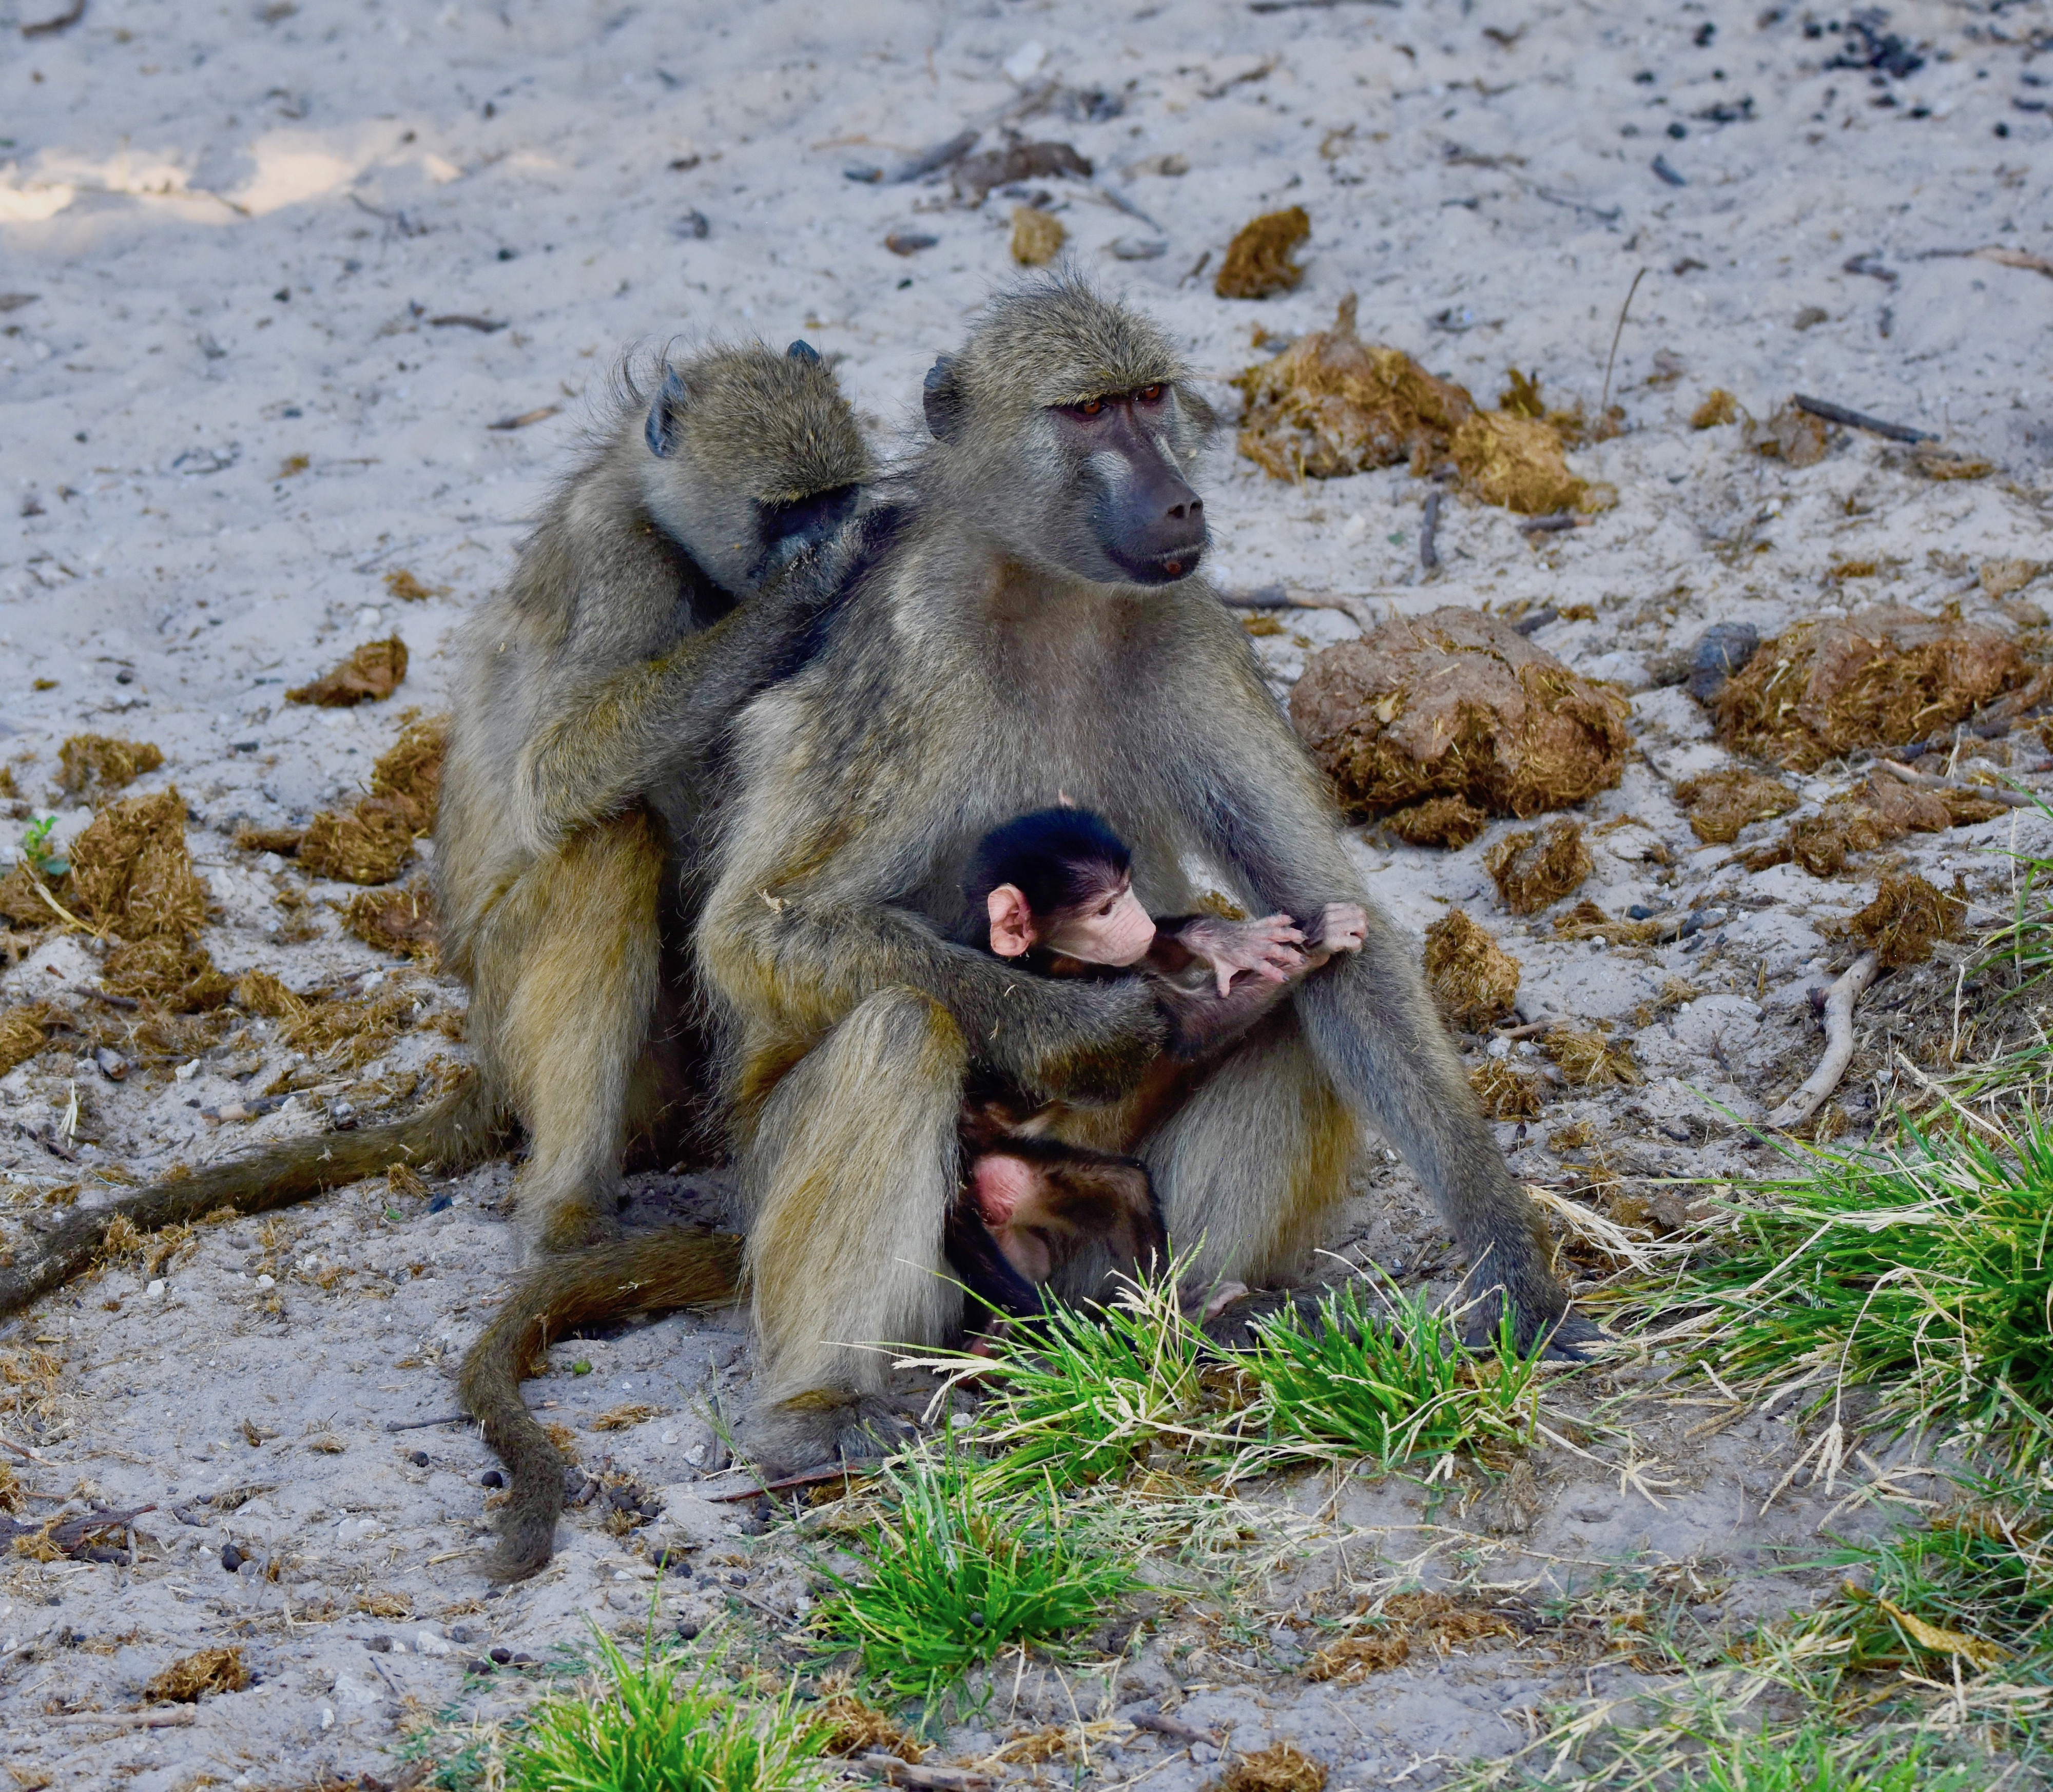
xmin=0 ymin=341 xmax=876 ymax=1312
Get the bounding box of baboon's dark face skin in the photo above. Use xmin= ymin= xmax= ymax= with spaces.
xmin=1051 ymin=385 xmax=1208 ymax=585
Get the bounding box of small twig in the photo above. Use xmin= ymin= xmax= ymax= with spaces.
xmin=1223 ymin=583 xmax=1379 ymax=634
xmin=1792 ymin=394 xmax=1935 ymax=445
xmin=382 ymin=1413 xmax=471 ymax=1433
xmin=705 ymin=1459 xmax=879 ymax=1502
xmin=1129 ymin=1709 xmax=1225 ymax=1745
xmin=1598 ymin=266 xmax=1648 ymax=420
xmin=1420 ymin=489 xmax=1442 ymax=572
xmin=487 ymin=405 xmax=560 ymax=432
xmin=1198 ymin=55 xmax=1279 ymax=99
xmin=49 ymin=1707 xmax=198 ymax=1729
xmin=1518 ymin=515 xmax=1590 ymax=536
xmin=69 ymin=985 xmax=139 ymax=1011
xmin=429 ymin=314 xmax=509 ymax=334
xmin=1768 ymin=952 xmax=1880 ymax=1128
xmin=852 ymin=1753 xmax=993 ymax=1791
xmin=0 ymin=1429 xmax=59 ymax=1468
xmin=1875 ymin=758 xmax=2041 ymax=809
xmin=1493 ymin=1020 xmax=1556 ymax=1040
xmin=22 ymin=0 xmax=85 ymax=37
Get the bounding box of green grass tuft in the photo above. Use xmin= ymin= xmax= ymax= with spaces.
xmin=811 ymin=1444 xmax=1137 ymax=1699
xmin=505 ymin=1626 xmax=830 ymax=1792
xmin=1664 ymin=1728 xmax=1978 ymax=1791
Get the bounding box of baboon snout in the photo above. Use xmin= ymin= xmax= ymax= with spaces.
xmin=1100 ymin=464 xmax=1208 ymax=584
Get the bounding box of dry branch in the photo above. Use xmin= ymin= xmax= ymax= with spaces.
xmin=853 ymin=1752 xmax=993 ymax=1791
xmin=1224 ymin=584 xmax=1380 ymax=634
xmin=1768 ymin=952 xmax=1881 ymax=1128
xmin=1876 ymin=758 xmax=2042 ymax=810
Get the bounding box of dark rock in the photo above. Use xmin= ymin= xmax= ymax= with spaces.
xmin=219 ymin=1543 xmax=244 ymax=1572
xmin=1686 ymin=621 xmax=1761 ymax=702
xmin=479 ymin=1469 xmax=505 ymax=1489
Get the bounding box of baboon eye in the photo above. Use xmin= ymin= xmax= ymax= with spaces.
xmin=1137 ymin=384 xmax=1165 ymax=402
xmin=1077 ymin=398 xmax=1105 ymax=417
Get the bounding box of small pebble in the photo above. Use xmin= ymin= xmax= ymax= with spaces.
xmin=489 ymin=1646 xmax=512 ymax=1665
xmin=427 ymin=1193 xmax=454 ymax=1214
xmin=480 ymin=1469 xmax=505 ymax=1489
xmin=466 ymin=1658 xmax=494 ymax=1675
xmin=675 ymin=1621 xmax=702 ymax=1642
xmin=410 ymin=1450 xmax=429 ymax=1467
xmin=220 ymin=1543 xmax=244 ymax=1572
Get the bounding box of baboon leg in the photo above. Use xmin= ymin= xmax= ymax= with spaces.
xmin=737 ymin=986 xmax=967 ymax=1472
xmin=1130 ymin=1011 xmax=1358 ymax=1294
xmin=477 ymin=813 xmax=664 ymax=1259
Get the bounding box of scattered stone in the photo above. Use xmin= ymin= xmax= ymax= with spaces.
xmin=1684 ymin=621 xmax=1761 ymax=703
xmin=1215 ymin=205 xmax=1310 ymax=299
xmin=952 ymin=140 xmax=1091 ymax=205
xmin=1290 ymin=608 xmax=1630 ymax=821
xmin=1484 ymin=820 xmax=1593 ymax=914
xmin=1423 ymin=910 xmax=1521 ymax=1030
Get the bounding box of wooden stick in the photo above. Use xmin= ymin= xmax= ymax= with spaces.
xmin=851 ymin=1752 xmax=993 ymax=1790
xmin=1129 ymin=1709 xmax=1224 ymax=1745
xmin=1875 ymin=758 xmax=2042 ymax=810
xmin=48 ymin=1707 xmax=198 ymax=1729
xmin=1223 ymin=585 xmax=1379 ymax=634
xmin=1767 ymin=953 xmax=1880 ymax=1128
xmin=1793 ymin=394 xmax=1935 ymax=445
xmin=383 ymin=1413 xmax=471 ymax=1432
xmin=1420 ymin=488 xmax=1443 ymax=572
xmin=1599 ymin=266 xmax=1648 ymax=420
xmin=706 ymin=1460 xmax=879 ymax=1502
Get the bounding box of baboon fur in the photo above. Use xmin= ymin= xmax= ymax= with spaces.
xmin=0 ymin=341 xmax=873 ymax=1313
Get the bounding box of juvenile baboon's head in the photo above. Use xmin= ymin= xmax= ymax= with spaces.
xmin=638 ymin=341 xmax=871 ymax=593
xmin=919 ymin=274 xmax=1218 ymax=588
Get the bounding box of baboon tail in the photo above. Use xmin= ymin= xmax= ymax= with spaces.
xmin=0 ymin=1075 xmax=508 ymax=1319
xmin=458 ymin=1229 xmax=745 ymax=1582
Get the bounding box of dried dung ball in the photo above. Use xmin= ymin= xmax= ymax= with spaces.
xmin=1470 ymin=1059 xmax=1543 ymax=1119
xmin=1214 ymin=205 xmax=1310 ymax=299
xmin=1691 ymin=388 xmax=1738 ymax=428
xmin=1844 ymin=872 xmax=1963 ymax=969
xmin=287 ymin=636 xmax=409 ymax=707
xmin=299 ymin=798 xmax=417 ymax=885
xmin=1711 ymin=607 xmax=2028 ymax=770
xmin=1423 ymin=909 xmax=1521 ymax=1030
xmin=1234 ymin=295 xmax=1475 ymax=479
xmin=0 ymin=1002 xmax=61 ymax=1078
xmin=146 ymin=1644 xmax=249 ymax=1703
xmin=101 ymin=936 xmax=233 ymax=1011
xmin=1386 ymin=793 xmax=1489 ymax=849
xmin=1448 ymin=411 xmax=1587 ymax=515
xmin=1675 ymin=768 xmax=1799 ymax=844
xmin=66 ymin=789 xmax=210 ymax=941
xmin=57 ymin=734 xmax=163 ymax=797
xmin=0 ymin=862 xmax=55 ymax=928
xmin=1544 ymin=1027 xmax=1641 ymax=1088
xmin=1750 ymin=402 xmax=1831 ymax=468
xmin=1484 ymin=820 xmax=1592 ymax=915
xmin=370 ymin=713 xmax=447 ymax=831
xmin=1913 ymin=445 xmax=1993 ymax=481
xmin=817 ymin=1695 xmax=926 ymax=1762
xmin=1210 ymin=1742 xmax=1327 ymax=1792
xmin=1292 ymin=609 xmax=1630 ymax=821
xmin=1009 ymin=205 xmax=1066 ymax=266
xmin=233 ymin=823 xmax=305 ymax=855
xmin=340 ymin=881 xmax=439 ymax=960
xmin=1303 ymin=1631 xmax=1411 ymax=1681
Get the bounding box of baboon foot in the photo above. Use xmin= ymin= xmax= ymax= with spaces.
xmin=1458 ymin=1289 xmax=1603 ymax=1360
xmin=513 ymin=1199 xmax=621 ymax=1265
xmin=1197 ymin=1285 xmax=1342 ymax=1354
xmin=738 ymin=1390 xmax=922 ymax=1479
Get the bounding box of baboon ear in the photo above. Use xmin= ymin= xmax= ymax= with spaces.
xmin=922 ymin=356 xmax=964 ymax=442
xmin=785 ymin=339 xmax=821 ymax=364
xmin=644 ymin=366 xmax=689 ymax=458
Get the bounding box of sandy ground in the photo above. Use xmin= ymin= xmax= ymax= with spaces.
xmin=2 ymin=0 xmax=2051 ymax=1783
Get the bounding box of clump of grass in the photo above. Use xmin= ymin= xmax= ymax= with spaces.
xmin=505 ymin=1626 xmax=830 ymax=1792
xmin=811 ymin=1446 xmax=1136 ymax=1699
xmin=1244 ymin=1280 xmax=1549 ymax=1467
xmin=1632 ymin=1119 xmax=2053 ymax=1467
xmin=1662 ymin=1729 xmax=1978 ymax=1792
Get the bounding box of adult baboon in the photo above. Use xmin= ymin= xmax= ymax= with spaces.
xmin=0 ymin=341 xmax=875 ymax=1310
xmin=683 ymin=275 xmax=1582 ymax=1473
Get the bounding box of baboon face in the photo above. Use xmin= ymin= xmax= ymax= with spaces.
xmin=641 ymin=341 xmax=870 ymax=593
xmin=922 ymin=278 xmax=1217 ymax=590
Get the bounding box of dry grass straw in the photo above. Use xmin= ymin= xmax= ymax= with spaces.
xmin=815 ymin=1695 xmax=925 ymax=1762
xmin=1485 ymin=820 xmax=1593 ymax=914
xmin=299 ymin=713 xmax=446 ymax=885
xmin=1551 ymin=899 xmax=1664 ymax=945
xmin=1691 ymin=388 xmax=1739 ymax=428
xmin=1712 ymin=607 xmax=2028 ymax=771
xmin=234 ymin=822 xmax=305 ymax=855
xmin=67 ymin=788 xmax=208 ymax=940
xmin=56 ymin=734 xmax=162 ymax=797
xmin=591 ymin=1403 xmax=659 ymax=1432
xmin=145 ymin=1645 xmax=249 ymax=1703
xmin=0 ymin=1000 xmax=63 ymax=1076
xmin=1386 ymin=793 xmax=1488 ymax=848
xmin=287 ymin=635 xmax=409 ymax=707
xmin=1676 ymin=768 xmax=1800 ymax=844
xmin=1303 ymin=1590 xmax=1518 ymax=1684
xmin=1234 ymin=295 xmax=1474 ymax=477
xmin=1290 ymin=608 xmax=1630 ymax=821
xmin=1545 ymin=1028 xmax=1641 ymax=1088
xmin=384 ymin=569 xmax=449 ymax=602
xmin=1423 ymin=909 xmax=1521 ymax=1030
xmin=1742 ymin=767 xmax=2007 ymax=880
xmin=1449 ymin=410 xmax=1590 ymax=515
xmin=338 ymin=879 xmax=438 ymax=959
xmin=1844 ymin=872 xmax=1964 ymax=969
xmin=1215 ymin=205 xmax=1310 ymax=299
xmin=101 ymin=935 xmax=233 ymax=1011
xmin=1009 ymin=205 xmax=1065 ymax=266
xmin=233 ymin=969 xmax=420 ymax=1073
xmin=1750 ymin=401 xmax=1831 ymax=466
xmin=1471 ymin=1060 xmax=1543 ymax=1118
xmin=1210 ymin=1742 xmax=1328 ymax=1792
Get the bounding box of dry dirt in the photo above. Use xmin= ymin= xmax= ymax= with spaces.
xmin=2 ymin=0 xmax=2051 ymax=1784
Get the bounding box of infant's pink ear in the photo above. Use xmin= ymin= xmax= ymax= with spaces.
xmin=986 ymin=884 xmax=1037 ymax=958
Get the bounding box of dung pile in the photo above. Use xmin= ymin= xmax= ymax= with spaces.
xmin=1545 ymin=1027 xmax=1641 ymax=1088
xmin=56 ymin=734 xmax=163 ymax=797
xmin=233 ymin=969 xmax=420 ymax=1074
xmin=1387 ymin=793 xmax=1488 ymax=849
xmin=339 ymin=881 xmax=438 ymax=960
xmin=1750 ymin=402 xmax=1831 ymax=468
xmin=1291 ymin=609 xmax=1630 ymax=827
xmin=61 ymin=790 xmax=230 ymax=1011
xmin=0 ymin=1000 xmax=64 ymax=1078
xmin=1215 ymin=206 xmax=1310 ymax=300
xmin=1843 ymin=872 xmax=1963 ymax=968
xmin=1448 ymin=410 xmax=1589 ymax=516
xmin=1233 ymin=295 xmax=1475 ymax=478
xmin=1742 ymin=766 xmax=2010 ymax=879
xmin=1422 ymin=909 xmax=1521 ymax=1030
xmin=287 ymin=636 xmax=409 ymax=708
xmin=1484 ymin=820 xmax=1592 ymax=914
xmin=1675 ymin=768 xmax=1800 ymax=844
xmin=299 ymin=714 xmax=447 ymax=886
xmin=1712 ymin=608 xmax=2031 ymax=769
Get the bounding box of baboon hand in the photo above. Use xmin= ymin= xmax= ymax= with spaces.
xmin=1313 ymin=902 xmax=1368 ymax=956
xmin=1175 ymin=912 xmax=1307 ymax=996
